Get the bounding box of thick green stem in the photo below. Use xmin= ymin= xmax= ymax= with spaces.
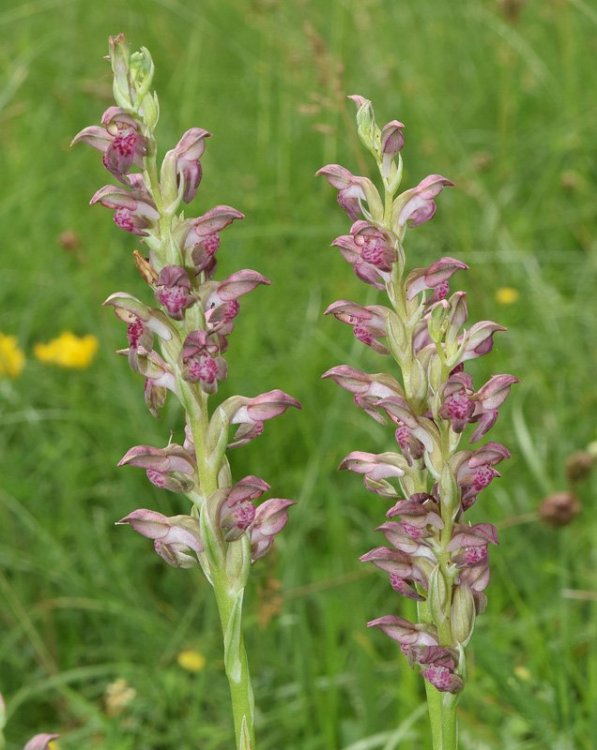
xmin=213 ymin=572 xmax=256 ymax=749
xmin=183 ymin=382 xmax=256 ymax=749
xmin=441 ymin=695 xmax=458 ymax=750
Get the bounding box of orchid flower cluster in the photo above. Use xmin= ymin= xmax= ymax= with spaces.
xmin=73 ymin=35 xmax=300 ymax=750
xmin=319 ymin=98 xmax=517 ymax=749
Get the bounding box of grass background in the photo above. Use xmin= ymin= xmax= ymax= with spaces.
xmin=1 ymin=0 xmax=596 ymax=747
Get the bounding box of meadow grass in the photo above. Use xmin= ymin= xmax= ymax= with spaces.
xmin=1 ymin=0 xmax=596 ymax=747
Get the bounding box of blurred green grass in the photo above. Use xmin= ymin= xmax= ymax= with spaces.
xmin=1 ymin=0 xmax=596 ymax=747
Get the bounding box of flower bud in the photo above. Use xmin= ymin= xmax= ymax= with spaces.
xmin=451 ymin=584 xmax=476 ymax=645
xmin=565 ymin=451 xmax=595 ymax=483
xmin=539 ymin=491 xmax=581 ymax=527
xmin=109 ymin=33 xmax=133 ymax=109
xmin=349 ymin=95 xmax=381 ymax=156
xmin=130 ymin=46 xmax=155 ymax=104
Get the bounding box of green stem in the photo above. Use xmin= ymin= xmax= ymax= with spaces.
xmin=183 ymin=383 xmax=256 ymax=749
xmin=424 ymin=679 xmax=444 ymax=750
xmin=441 ymin=694 xmax=458 ymax=750
xmin=213 ymin=572 xmax=256 ymax=749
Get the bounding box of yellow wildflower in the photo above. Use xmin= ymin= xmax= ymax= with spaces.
xmin=495 ymin=287 xmax=519 ymax=305
xmin=0 ymin=333 xmax=25 ymax=378
xmin=177 ymin=648 xmax=206 ymax=673
xmin=48 ymin=742 xmax=59 ymax=750
xmin=34 ymin=331 xmax=98 ymax=369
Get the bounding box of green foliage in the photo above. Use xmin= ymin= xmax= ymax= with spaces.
xmin=1 ymin=0 xmax=596 ymax=747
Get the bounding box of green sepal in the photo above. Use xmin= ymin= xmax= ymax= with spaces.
xmin=354 ymin=98 xmax=381 ymax=157
xmin=428 ymin=303 xmax=447 ymax=344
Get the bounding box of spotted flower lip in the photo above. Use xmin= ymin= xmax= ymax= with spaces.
xmin=182 ymin=205 xmax=245 ymax=273
xmin=331 ymin=221 xmax=397 ymax=289
xmin=91 ymin=181 xmax=159 ymax=235
xmin=72 ymin=106 xmax=147 ymax=181
xmin=181 ymin=330 xmax=228 ymax=393
xmin=154 ymin=265 xmax=195 ymax=319
xmin=211 ymin=477 xmax=294 ymax=559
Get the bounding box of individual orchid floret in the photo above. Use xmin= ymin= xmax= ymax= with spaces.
xmin=212 ymin=477 xmax=294 ymax=561
xmin=117 ymin=509 xmax=203 ymax=568
xmin=91 ymin=180 xmax=159 ymax=235
xmin=469 ymin=374 xmax=519 ymax=442
xmin=380 ymin=120 xmax=405 ymax=158
xmin=135 ymin=349 xmax=178 ymax=415
xmin=458 ymin=320 xmax=507 ymax=364
xmin=23 ymin=734 xmax=61 ymax=750
xmin=339 ymin=450 xmax=407 ymax=497
xmin=72 ymin=106 xmax=147 ymax=181
xmin=391 ymin=174 xmax=454 ymax=237
xmin=406 ymin=257 xmax=469 ymax=302
xmin=439 ymin=371 xmax=476 ymax=433
xmin=379 ymin=520 xmax=438 ymax=561
xmin=154 ymin=265 xmax=195 ymax=319
xmin=118 ymin=442 xmax=196 ymax=492
xmin=249 ymin=498 xmax=294 ymax=561
xmin=415 ymin=646 xmax=463 ymax=694
xmin=182 ymin=205 xmax=245 ymax=274
xmin=453 ymin=442 xmax=511 ymax=510
xmin=321 ymin=366 xmax=404 ymax=423
xmin=367 ymin=615 xmax=438 ymax=650
xmin=316 ymin=165 xmax=383 ymax=221
xmin=104 ymin=291 xmax=173 ymax=371
xmin=360 ymin=547 xmax=427 ymax=600
xmin=448 ymin=523 xmax=498 ymax=594
xmin=332 ymin=221 xmax=397 ymax=289
xmin=203 ymin=270 xmax=271 ymax=333
xmin=169 ymin=127 xmax=211 ymax=203
xmin=215 ymin=390 xmax=302 ymax=448
xmin=181 ymin=330 xmax=228 ymax=393
xmin=216 ymin=475 xmax=270 ymax=541
xmin=324 ymin=300 xmax=390 ymax=354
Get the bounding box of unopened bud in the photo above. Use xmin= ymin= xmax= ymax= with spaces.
xmin=565 ymin=451 xmax=595 ymax=483
xmin=451 ymin=584 xmax=476 ymax=645
xmin=539 ymin=491 xmax=581 ymax=527
xmin=349 ymin=95 xmax=381 ymax=157
xmin=428 ymin=565 xmax=449 ymax=629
